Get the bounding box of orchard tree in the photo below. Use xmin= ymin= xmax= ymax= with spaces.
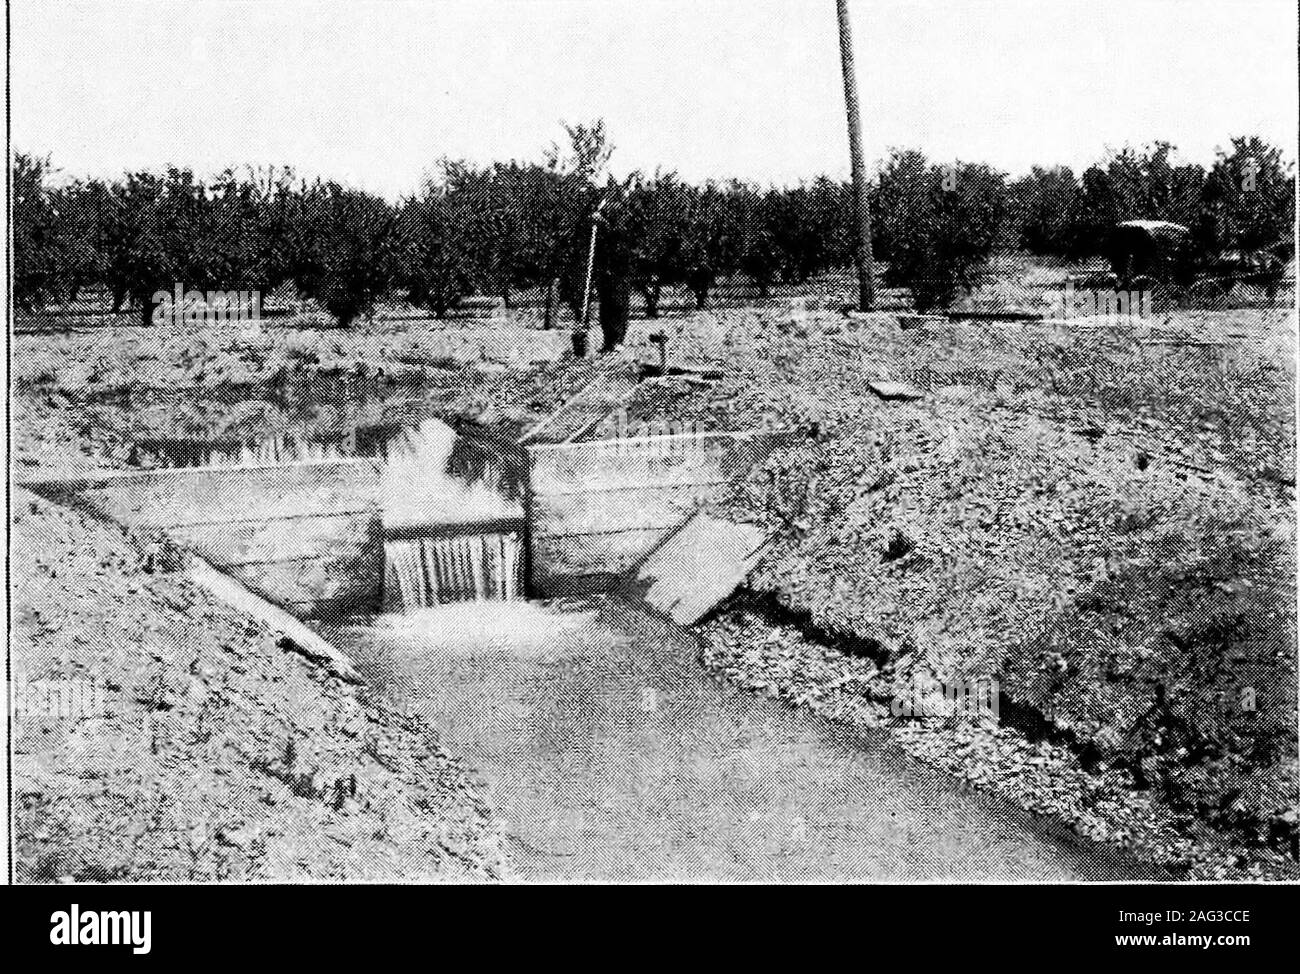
xmin=487 ymin=160 xmax=577 ymax=319
xmin=1068 ymin=143 xmax=1206 ymax=256
xmin=131 ymin=168 xmax=242 ymax=325
xmin=292 ymin=181 xmax=398 ymax=326
xmin=240 ymin=164 xmax=304 ymax=296
xmin=769 ymin=178 xmax=852 ymax=284
xmin=48 ymin=177 xmax=116 ymax=303
xmin=677 ymin=181 xmax=738 ymax=310
xmin=1199 ymin=136 xmax=1296 ymax=256
xmin=12 ymin=153 xmax=67 ymax=311
xmin=395 ymin=182 xmax=474 ymax=318
xmin=624 ymin=172 xmax=692 ymax=316
xmin=447 ymin=161 xmax=524 ymax=306
xmin=1008 ymin=166 xmax=1080 ymax=257
xmin=730 ymin=183 xmax=783 ymax=299
xmin=1065 ymin=165 xmax=1121 ymax=258
xmin=95 ymin=172 xmax=169 ymax=320
xmin=877 ymin=150 xmax=1007 ymax=311
xmin=81 ymin=168 xmax=224 ymax=324
xmin=1102 ymin=143 xmax=1204 ymax=223
xmin=185 ymin=169 xmax=279 ymax=296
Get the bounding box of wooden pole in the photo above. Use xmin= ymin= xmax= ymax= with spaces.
xmin=580 ymin=219 xmax=599 ymax=329
xmin=580 ymin=197 xmax=608 ymax=333
xmin=836 ymin=0 xmax=876 ymax=311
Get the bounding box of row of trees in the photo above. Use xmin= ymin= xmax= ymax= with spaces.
xmin=12 ymin=124 xmax=860 ymax=330
xmin=14 ymin=128 xmax=1295 ymax=335
xmin=1007 ymin=137 xmax=1294 ymax=261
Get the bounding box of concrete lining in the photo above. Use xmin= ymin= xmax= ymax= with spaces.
xmin=21 ymin=426 xmax=793 ymax=612
xmin=526 ymin=429 xmax=791 ymax=597
xmin=22 ymin=458 xmax=385 ymax=619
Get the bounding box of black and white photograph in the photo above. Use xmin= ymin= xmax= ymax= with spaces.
xmin=2 ymin=0 xmax=1298 ymax=931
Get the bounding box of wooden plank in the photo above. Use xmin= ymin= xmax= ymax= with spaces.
xmin=188 ymin=557 xmax=362 ymax=684
xmin=19 ymin=456 xmax=380 ymax=494
xmin=166 ymin=511 xmax=379 ymax=567
xmin=624 ymin=511 xmax=772 ymax=625
xmin=530 ymin=450 xmax=726 ymax=495
xmin=519 ymin=361 xmax=641 ymax=445
xmin=161 ymin=508 xmax=377 ymax=530
xmin=383 ymin=517 xmax=526 ymax=541
xmin=42 ymin=461 xmax=382 ymax=530
xmin=525 ymin=428 xmax=792 ymax=591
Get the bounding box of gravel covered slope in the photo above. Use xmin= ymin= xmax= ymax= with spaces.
xmin=626 ymin=306 xmax=1297 ymax=876
xmin=11 ymin=489 xmax=511 ymax=882
xmin=9 ymin=334 xmax=523 ymax=883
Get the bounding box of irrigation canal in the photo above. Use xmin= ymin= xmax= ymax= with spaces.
xmin=33 ymin=398 xmax=1167 ymax=882
xmin=319 ymin=598 xmax=1162 ymax=882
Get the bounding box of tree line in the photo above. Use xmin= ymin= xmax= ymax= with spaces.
xmin=13 ymin=124 xmax=1294 ymax=341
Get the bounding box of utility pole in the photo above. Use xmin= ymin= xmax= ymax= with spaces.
xmin=836 ymin=0 xmax=875 ymax=311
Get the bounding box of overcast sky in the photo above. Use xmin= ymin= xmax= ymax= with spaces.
xmin=13 ymin=0 xmax=1298 ymax=199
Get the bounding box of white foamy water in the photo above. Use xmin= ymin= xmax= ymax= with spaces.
xmin=381 ymin=418 xmax=522 ymax=530
xmin=351 ymin=600 xmax=599 ymax=655
xmin=381 ymin=418 xmax=526 ymax=609
xmin=384 ymin=532 xmax=523 ymax=608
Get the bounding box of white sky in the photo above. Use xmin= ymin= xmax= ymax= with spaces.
xmin=12 ymin=0 xmax=1298 ymax=199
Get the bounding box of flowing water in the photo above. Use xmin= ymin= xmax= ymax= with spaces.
xmin=379 ymin=417 xmax=526 ymax=610
xmin=126 ymin=394 xmax=528 ymax=611
xmin=319 ymin=598 xmax=1165 ymax=882
xmin=134 ymin=432 xmax=355 ymax=468
xmin=383 ymin=532 xmax=523 ymax=608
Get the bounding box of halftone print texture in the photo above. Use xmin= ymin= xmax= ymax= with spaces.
xmin=7 ymin=0 xmax=1297 ymax=884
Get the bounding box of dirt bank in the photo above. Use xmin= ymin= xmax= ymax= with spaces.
xmin=699 ymin=602 xmax=1298 ymax=880
xmin=9 ymin=326 xmax=544 ymax=882
xmin=614 ymin=307 xmax=1297 ymax=876
xmin=10 ymin=487 xmax=511 ymax=882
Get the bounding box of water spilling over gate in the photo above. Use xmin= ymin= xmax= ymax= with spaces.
xmin=384 ymin=531 xmax=523 ymax=608
xmin=25 ymin=373 xmax=787 ymax=620
xmin=380 ymin=418 xmax=526 ymax=611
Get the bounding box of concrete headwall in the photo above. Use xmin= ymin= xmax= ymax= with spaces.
xmin=525 ymin=430 xmax=789 ymax=597
xmin=25 ymin=460 xmax=384 ymax=619
xmin=24 ymin=426 xmax=790 ymax=614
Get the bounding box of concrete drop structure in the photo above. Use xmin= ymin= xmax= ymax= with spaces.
xmin=21 ymin=421 xmax=788 ymax=624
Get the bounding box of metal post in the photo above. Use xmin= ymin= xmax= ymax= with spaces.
xmin=836 ymin=0 xmax=876 ymax=311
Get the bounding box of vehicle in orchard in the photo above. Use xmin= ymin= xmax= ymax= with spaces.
xmin=1068 ymin=220 xmax=1294 ymax=305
